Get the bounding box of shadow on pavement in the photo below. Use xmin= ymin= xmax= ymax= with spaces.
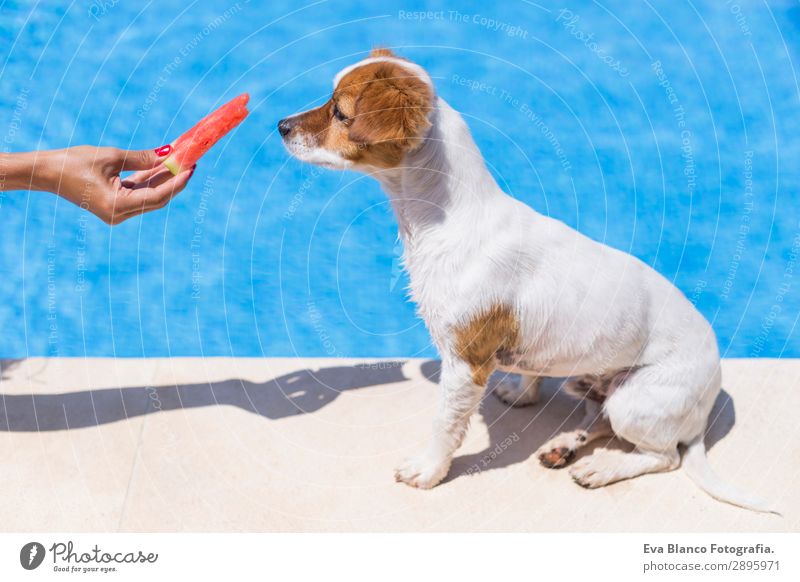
xmin=1 ymin=358 xmax=734 ymax=483
xmin=419 ymin=360 xmax=735 ymax=482
xmin=0 ymin=360 xmax=407 ymax=431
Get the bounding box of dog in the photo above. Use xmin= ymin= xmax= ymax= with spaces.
xmin=279 ymin=48 xmax=776 ymax=513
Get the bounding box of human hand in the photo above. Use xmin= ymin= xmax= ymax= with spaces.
xmin=34 ymin=146 xmax=195 ymax=225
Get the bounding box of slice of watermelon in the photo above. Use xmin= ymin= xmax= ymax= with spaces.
xmin=162 ymin=93 xmax=250 ymax=175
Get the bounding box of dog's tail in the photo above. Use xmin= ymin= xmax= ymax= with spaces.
xmin=682 ymin=434 xmax=780 ymax=515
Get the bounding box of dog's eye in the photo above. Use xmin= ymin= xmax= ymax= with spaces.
xmin=333 ymin=104 xmax=348 ymax=122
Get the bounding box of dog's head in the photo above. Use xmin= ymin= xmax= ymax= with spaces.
xmin=278 ymin=48 xmax=435 ymax=170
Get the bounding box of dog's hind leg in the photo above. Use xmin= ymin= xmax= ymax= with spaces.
xmin=569 ymin=446 xmax=680 ymax=488
xmin=494 ymin=373 xmax=541 ymax=407
xmin=568 ymin=363 xmax=712 ymax=488
xmin=537 ymin=399 xmax=613 ymax=468
xmin=395 ymin=357 xmax=486 ymax=489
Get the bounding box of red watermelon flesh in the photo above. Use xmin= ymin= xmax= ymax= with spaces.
xmin=162 ymin=93 xmax=250 ymax=175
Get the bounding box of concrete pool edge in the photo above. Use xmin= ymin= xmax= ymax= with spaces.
xmin=0 ymin=357 xmax=797 ymax=532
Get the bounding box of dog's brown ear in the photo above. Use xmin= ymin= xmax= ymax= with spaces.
xmin=349 ymin=63 xmax=433 ymax=157
xmin=370 ymin=47 xmax=395 ymax=58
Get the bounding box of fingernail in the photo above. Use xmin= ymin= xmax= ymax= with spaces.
xmin=155 ymin=145 xmax=172 ymax=157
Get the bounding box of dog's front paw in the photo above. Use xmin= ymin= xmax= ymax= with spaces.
xmin=536 ymin=431 xmax=583 ymax=468
xmin=394 ymin=454 xmax=451 ymax=489
xmin=538 ymin=446 xmax=575 ymax=468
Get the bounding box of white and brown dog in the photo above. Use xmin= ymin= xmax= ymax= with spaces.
xmin=279 ymin=48 xmax=775 ymax=513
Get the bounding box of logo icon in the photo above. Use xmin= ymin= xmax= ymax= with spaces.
xmin=20 ymin=542 xmax=45 ymax=570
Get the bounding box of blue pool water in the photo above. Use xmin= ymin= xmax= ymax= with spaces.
xmin=0 ymin=0 xmax=798 ymax=358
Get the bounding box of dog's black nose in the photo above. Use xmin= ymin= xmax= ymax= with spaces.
xmin=278 ymin=118 xmax=292 ymax=137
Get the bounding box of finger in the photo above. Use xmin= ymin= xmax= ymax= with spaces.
xmin=145 ymin=165 xmax=194 ymax=205
xmin=120 ymin=166 xmax=162 ymax=187
xmin=120 ymin=165 xmax=195 ymax=214
xmin=117 ymin=146 xmax=173 ymax=172
xmin=121 ymin=165 xmax=173 ymax=189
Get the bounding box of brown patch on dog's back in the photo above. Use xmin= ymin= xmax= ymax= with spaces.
xmin=455 ymin=305 xmax=521 ymax=386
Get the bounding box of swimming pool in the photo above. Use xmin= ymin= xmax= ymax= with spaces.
xmin=1 ymin=1 xmax=797 ymax=358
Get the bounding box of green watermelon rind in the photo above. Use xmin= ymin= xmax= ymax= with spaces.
xmin=162 ymin=150 xmax=182 ymax=175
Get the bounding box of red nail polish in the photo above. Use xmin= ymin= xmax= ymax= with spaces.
xmin=155 ymin=145 xmax=172 ymax=157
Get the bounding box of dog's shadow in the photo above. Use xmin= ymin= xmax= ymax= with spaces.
xmin=419 ymin=360 xmax=736 ymax=482
xmin=0 ymin=358 xmax=735 ymax=483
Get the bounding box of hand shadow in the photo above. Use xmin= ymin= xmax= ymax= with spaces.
xmin=0 ymin=360 xmax=408 ymax=432
xmin=418 ymin=360 xmax=736 ymax=483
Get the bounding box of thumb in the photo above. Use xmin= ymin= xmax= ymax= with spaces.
xmin=117 ymin=146 xmax=172 ymax=171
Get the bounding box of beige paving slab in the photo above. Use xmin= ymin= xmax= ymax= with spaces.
xmin=0 ymin=358 xmax=161 ymax=532
xmin=110 ymin=357 xmax=799 ymax=532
